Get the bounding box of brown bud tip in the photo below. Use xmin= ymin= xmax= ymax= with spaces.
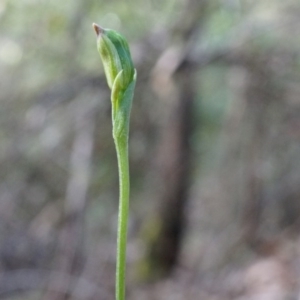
xmin=93 ymin=23 xmax=103 ymax=36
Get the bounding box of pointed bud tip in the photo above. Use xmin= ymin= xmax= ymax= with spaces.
xmin=93 ymin=23 xmax=103 ymax=36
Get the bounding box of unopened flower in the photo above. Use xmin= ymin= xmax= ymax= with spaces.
xmin=93 ymin=23 xmax=134 ymax=90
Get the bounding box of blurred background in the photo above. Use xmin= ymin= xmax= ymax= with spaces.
xmin=1 ymin=0 xmax=300 ymax=299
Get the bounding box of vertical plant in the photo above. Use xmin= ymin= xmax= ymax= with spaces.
xmin=93 ymin=23 xmax=137 ymax=300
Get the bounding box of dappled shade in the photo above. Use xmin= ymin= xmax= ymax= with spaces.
xmin=1 ymin=0 xmax=300 ymax=299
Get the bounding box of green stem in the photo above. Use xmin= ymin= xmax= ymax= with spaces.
xmin=114 ymin=137 xmax=129 ymax=300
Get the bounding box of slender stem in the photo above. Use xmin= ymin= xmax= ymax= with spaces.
xmin=114 ymin=137 xmax=129 ymax=300
xmin=93 ymin=23 xmax=136 ymax=300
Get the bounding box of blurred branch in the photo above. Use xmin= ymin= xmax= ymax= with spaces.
xmin=178 ymin=45 xmax=300 ymax=72
xmin=43 ymin=98 xmax=97 ymax=300
xmin=139 ymin=0 xmax=210 ymax=279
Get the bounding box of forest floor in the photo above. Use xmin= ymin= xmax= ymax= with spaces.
xmin=131 ymin=236 xmax=300 ymax=300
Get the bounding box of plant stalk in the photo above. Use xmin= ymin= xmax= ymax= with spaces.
xmin=114 ymin=137 xmax=129 ymax=300
xmin=93 ymin=23 xmax=136 ymax=300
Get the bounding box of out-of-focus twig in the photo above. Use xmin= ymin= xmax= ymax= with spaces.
xmin=42 ymin=95 xmax=98 ymax=300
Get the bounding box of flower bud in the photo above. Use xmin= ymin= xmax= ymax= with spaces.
xmin=93 ymin=23 xmax=134 ymax=90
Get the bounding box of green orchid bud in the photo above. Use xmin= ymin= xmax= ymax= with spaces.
xmin=93 ymin=23 xmax=137 ymax=300
xmin=93 ymin=23 xmax=134 ymax=90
